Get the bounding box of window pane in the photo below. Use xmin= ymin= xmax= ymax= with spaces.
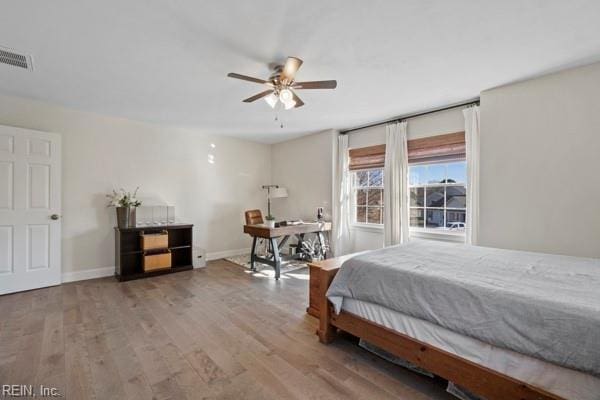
xmin=427 ymin=164 xmax=446 ymax=184
xmin=447 ymin=162 xmax=466 ymax=184
xmin=408 ymin=161 xmax=467 ymax=233
xmin=409 ymin=165 xmax=426 ymax=186
xmin=356 ymin=206 xmax=366 ymax=223
xmin=369 ymin=169 xmax=383 ymax=186
xmin=410 ymin=187 xmax=424 ymax=207
xmin=426 ymin=209 xmax=444 ymax=228
xmin=368 ymin=189 xmax=383 ymax=206
xmin=426 ymin=186 xmax=445 ymax=207
xmin=367 ymin=207 xmax=382 ymax=224
xmin=446 ymin=210 xmax=466 ymax=230
xmin=446 ymin=186 xmax=466 ymax=208
xmin=410 ymin=208 xmax=424 ymax=227
xmin=356 ymin=189 xmax=367 ymax=206
xmin=356 ymin=171 xmax=369 ymax=187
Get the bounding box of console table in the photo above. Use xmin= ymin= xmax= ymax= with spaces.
xmin=114 ymin=224 xmax=193 ymax=281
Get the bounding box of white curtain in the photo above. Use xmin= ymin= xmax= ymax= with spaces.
xmin=464 ymin=106 xmax=480 ymax=245
xmin=383 ymin=121 xmax=409 ymax=246
xmin=332 ymin=134 xmax=353 ymax=256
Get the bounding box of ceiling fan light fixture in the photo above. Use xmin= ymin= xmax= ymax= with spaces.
xmin=264 ymin=93 xmax=278 ymax=108
xmin=283 ymin=99 xmax=297 ymax=110
xmin=279 ymin=88 xmax=293 ymax=103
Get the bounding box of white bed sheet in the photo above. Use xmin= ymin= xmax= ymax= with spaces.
xmin=342 ymin=297 xmax=600 ymax=400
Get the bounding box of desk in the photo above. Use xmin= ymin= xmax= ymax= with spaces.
xmin=243 ymin=222 xmax=332 ymax=279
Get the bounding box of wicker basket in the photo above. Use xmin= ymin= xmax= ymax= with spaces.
xmin=141 ymin=231 xmax=169 ymax=250
xmin=143 ymin=251 xmax=171 ymax=272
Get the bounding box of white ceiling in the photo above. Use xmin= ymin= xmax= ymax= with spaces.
xmin=1 ymin=1 xmax=600 ymax=143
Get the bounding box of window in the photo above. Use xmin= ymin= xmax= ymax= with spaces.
xmin=409 ymin=161 xmax=466 ymax=233
xmin=352 ymin=169 xmax=384 ymax=225
xmin=348 ymin=133 xmax=466 ymax=231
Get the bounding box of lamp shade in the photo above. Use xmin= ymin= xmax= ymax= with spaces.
xmin=264 ymin=93 xmax=278 ymax=108
xmin=270 ymin=187 xmax=288 ymax=199
xmin=283 ymin=99 xmax=296 ymax=110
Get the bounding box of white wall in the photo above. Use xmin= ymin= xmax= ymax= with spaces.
xmin=270 ymin=130 xmax=336 ymax=222
xmin=0 ymin=94 xmax=271 ymax=277
xmin=4 ymin=60 xmax=597 ymax=282
xmin=348 ymin=107 xmax=466 ymax=149
xmin=347 ymin=108 xmax=466 ymax=252
xmin=479 ymin=62 xmax=600 ymax=258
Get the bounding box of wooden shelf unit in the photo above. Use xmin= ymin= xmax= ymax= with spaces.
xmin=114 ymin=224 xmax=193 ymax=281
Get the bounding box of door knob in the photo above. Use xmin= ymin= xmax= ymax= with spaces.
xmin=50 ymin=214 xmax=60 ymax=220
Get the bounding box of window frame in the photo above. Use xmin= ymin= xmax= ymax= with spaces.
xmin=408 ymin=159 xmax=467 ymax=238
xmin=351 ymin=167 xmax=384 ymax=229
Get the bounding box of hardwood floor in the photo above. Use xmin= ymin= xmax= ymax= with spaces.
xmin=0 ymin=260 xmax=454 ymax=400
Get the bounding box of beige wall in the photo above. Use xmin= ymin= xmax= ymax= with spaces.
xmin=348 ymin=107 xmax=465 ymax=149
xmin=0 ymin=94 xmax=271 ymax=277
xmin=479 ymin=62 xmax=600 ymax=258
xmin=3 ymin=59 xmax=598 ymax=281
xmin=270 ymin=130 xmax=336 ymax=222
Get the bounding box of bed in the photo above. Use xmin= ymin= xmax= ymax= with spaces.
xmin=315 ymin=241 xmax=600 ymax=400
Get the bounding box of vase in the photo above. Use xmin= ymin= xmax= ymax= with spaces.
xmin=265 ymin=220 xmax=275 ymax=228
xmin=116 ymin=207 xmax=136 ymax=228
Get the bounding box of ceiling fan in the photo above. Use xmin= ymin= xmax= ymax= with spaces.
xmin=227 ymin=57 xmax=337 ymax=110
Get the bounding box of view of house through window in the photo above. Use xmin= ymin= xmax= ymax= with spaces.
xmin=409 ymin=161 xmax=467 ymax=233
xmin=352 ymin=169 xmax=384 ymax=225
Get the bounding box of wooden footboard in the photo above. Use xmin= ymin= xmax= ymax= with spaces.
xmin=309 ymin=255 xmax=564 ymax=400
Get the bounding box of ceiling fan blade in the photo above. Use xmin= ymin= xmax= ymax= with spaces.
xmin=292 ymin=91 xmax=305 ymax=108
xmin=227 ymin=72 xmax=268 ymax=85
xmin=243 ymin=90 xmax=274 ymax=103
xmin=292 ymin=80 xmax=337 ymax=89
xmin=280 ymin=57 xmax=303 ymax=82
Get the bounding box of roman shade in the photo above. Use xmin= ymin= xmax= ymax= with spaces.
xmin=349 ymin=132 xmax=465 ymax=170
xmin=348 ymin=144 xmax=385 ymax=171
xmin=407 ymin=131 xmax=466 ymax=163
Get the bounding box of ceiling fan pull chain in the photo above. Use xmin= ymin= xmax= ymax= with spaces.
xmin=273 ymin=112 xmax=284 ymax=128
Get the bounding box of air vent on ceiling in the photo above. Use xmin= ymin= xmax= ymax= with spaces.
xmin=0 ymin=47 xmax=33 ymax=70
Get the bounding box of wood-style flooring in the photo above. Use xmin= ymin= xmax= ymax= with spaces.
xmin=0 ymin=260 xmax=454 ymax=399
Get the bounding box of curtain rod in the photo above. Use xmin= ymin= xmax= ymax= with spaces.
xmin=340 ymin=97 xmax=480 ymax=134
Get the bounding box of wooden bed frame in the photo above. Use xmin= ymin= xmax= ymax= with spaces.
xmin=310 ymin=255 xmax=565 ymax=400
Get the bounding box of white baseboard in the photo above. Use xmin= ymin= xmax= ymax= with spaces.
xmin=60 ymin=247 xmax=250 ymax=283
xmin=62 ymin=266 xmax=114 ymax=283
xmin=206 ymin=248 xmax=249 ymax=261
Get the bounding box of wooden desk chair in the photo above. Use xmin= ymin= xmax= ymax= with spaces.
xmin=245 ymin=209 xmax=264 ymax=225
xmin=244 ymin=209 xmax=271 ymax=256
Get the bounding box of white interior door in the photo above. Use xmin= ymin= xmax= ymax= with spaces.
xmin=0 ymin=125 xmax=61 ymax=295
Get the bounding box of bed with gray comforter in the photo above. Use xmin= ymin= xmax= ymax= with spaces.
xmin=326 ymin=241 xmax=600 ymax=376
